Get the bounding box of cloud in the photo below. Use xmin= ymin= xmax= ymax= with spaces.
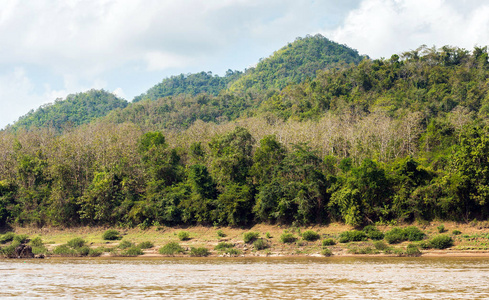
xmin=0 ymin=68 xmax=67 ymax=127
xmin=324 ymin=0 xmax=489 ymax=58
xmin=112 ymin=87 xmax=126 ymax=99
xmin=0 ymin=0 xmax=359 ymax=75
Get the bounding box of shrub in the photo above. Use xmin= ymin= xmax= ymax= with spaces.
xmin=373 ymin=241 xmax=389 ymax=251
xmin=67 ymin=237 xmax=86 ymax=249
xmin=243 ymin=232 xmax=260 ymax=243
xmin=217 ymin=230 xmax=226 ymax=238
xmin=178 ymin=231 xmax=190 ymax=241
xmin=321 ymin=248 xmax=333 ymax=257
xmin=253 ymin=238 xmax=268 ymax=250
xmin=367 ymin=230 xmax=384 ymax=240
xmin=384 ymin=227 xmax=404 ymax=244
xmin=0 ymin=244 xmax=16 ymax=258
xmin=159 ymin=242 xmax=185 ymax=255
xmin=190 ymin=247 xmax=210 ymax=257
xmin=31 ymin=245 xmax=48 ymax=255
xmin=53 ymin=244 xmax=77 ymax=256
xmin=384 ymin=227 xmax=425 ymax=244
xmin=102 ymin=229 xmax=121 ymax=241
xmin=452 ymin=230 xmax=462 ymax=235
xmin=88 ymin=248 xmax=103 ymax=257
xmin=265 ymin=232 xmax=272 ymax=239
xmin=363 ymin=225 xmax=384 ymax=240
xmin=348 ymin=246 xmax=379 ymax=254
xmin=393 ymin=248 xmax=404 ymax=256
xmin=405 ymin=244 xmax=421 ymax=257
xmin=339 ymin=230 xmax=367 ymax=243
xmin=121 ymin=247 xmax=143 ymax=256
xmin=138 ymin=241 xmax=154 ymax=249
xmin=322 ymin=238 xmax=336 ymax=246
xmin=404 ymin=226 xmax=425 ymax=241
xmin=430 ymin=235 xmax=453 ymax=249
xmin=77 ymin=246 xmax=91 ymax=256
xmin=224 ymin=248 xmax=242 ymax=256
xmin=0 ymin=232 xmax=15 ymax=244
xmin=118 ymin=240 xmax=134 ymax=249
xmin=280 ymin=233 xmax=296 ymax=243
xmin=417 ymin=241 xmax=432 ymax=249
xmin=13 ymin=234 xmax=29 ymax=244
xmin=302 ymin=230 xmax=320 ymax=241
xmin=30 ymin=237 xmax=44 ymax=247
xmin=96 ymin=246 xmax=112 ymax=252
xmin=215 ymin=242 xmax=234 ymax=251
xmin=437 ymin=224 xmax=446 ymax=233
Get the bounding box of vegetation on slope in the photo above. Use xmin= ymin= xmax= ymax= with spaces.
xmin=132 ymin=34 xmax=364 ymax=104
xmin=133 ymin=70 xmax=243 ymax=102
xmin=229 ymin=34 xmax=366 ymax=93
xmin=10 ymin=89 xmax=127 ymax=131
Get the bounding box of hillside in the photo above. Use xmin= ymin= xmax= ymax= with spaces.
xmin=133 ymin=70 xmax=243 ymax=102
xmin=11 ymin=35 xmax=362 ymax=132
xmin=228 ymin=34 xmax=365 ymax=93
xmin=10 ymin=89 xmax=128 ymax=131
xmin=133 ymin=34 xmax=363 ymax=103
xmin=258 ymin=45 xmax=489 ymax=121
xmin=107 ymin=34 xmax=365 ymax=130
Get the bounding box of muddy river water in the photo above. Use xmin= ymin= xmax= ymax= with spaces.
xmin=1 ymin=256 xmax=489 ymax=299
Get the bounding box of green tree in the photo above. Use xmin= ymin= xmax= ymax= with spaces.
xmin=254 ymin=143 xmax=328 ymax=224
xmin=251 ymin=135 xmax=286 ymax=185
xmin=330 ymin=159 xmax=391 ymax=225
xmin=0 ymin=180 xmax=17 ymax=227
xmin=209 ymin=127 xmax=254 ymax=186
xmin=447 ymin=126 xmax=489 ymax=219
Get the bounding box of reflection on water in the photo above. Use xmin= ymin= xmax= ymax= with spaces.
xmin=1 ymin=256 xmax=489 ymax=299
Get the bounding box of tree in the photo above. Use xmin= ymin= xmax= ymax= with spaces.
xmin=254 ymin=143 xmax=328 ymax=224
xmin=447 ymin=126 xmax=489 ymax=219
xmin=330 ymin=159 xmax=391 ymax=225
xmin=209 ymin=127 xmax=254 ymax=186
xmin=251 ymin=135 xmax=286 ymax=185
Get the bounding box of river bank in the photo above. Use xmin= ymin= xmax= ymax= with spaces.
xmin=3 ymin=221 xmax=489 ymax=258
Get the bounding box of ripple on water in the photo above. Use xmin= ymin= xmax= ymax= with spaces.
xmin=1 ymin=257 xmax=489 ymax=299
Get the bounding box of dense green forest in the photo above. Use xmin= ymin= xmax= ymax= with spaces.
xmin=228 ymin=34 xmax=366 ymax=93
xmin=9 ymin=90 xmax=128 ymax=131
xmin=1 ymin=36 xmax=489 ymax=228
xmin=133 ymin=70 xmax=243 ymax=102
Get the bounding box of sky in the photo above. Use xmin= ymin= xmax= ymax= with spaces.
xmin=1 ymin=0 xmax=489 ymax=129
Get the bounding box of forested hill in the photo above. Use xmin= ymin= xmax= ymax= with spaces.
xmin=133 ymin=34 xmax=364 ymax=103
xmin=10 ymin=34 xmax=363 ymax=131
xmin=228 ymin=34 xmax=366 ymax=93
xmin=133 ymin=70 xmax=243 ymax=102
xmin=105 ymin=44 xmax=489 ymax=130
xmin=106 ymin=35 xmax=366 ymax=130
xmin=9 ymin=89 xmax=128 ymax=131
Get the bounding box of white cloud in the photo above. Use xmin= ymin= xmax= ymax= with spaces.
xmin=144 ymin=51 xmax=195 ymax=71
xmin=324 ymin=0 xmax=489 ymax=58
xmin=112 ymin=87 xmax=126 ymax=99
xmin=0 ymin=68 xmax=67 ymax=127
xmin=0 ymin=0 xmax=358 ymax=76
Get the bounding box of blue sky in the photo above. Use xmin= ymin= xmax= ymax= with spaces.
xmin=1 ymin=0 xmax=489 ymax=128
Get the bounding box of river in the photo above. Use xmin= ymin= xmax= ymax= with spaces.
xmin=1 ymin=256 xmax=488 ymax=299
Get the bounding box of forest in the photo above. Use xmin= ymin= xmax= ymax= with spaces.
xmin=1 ymin=34 xmax=489 ymax=228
